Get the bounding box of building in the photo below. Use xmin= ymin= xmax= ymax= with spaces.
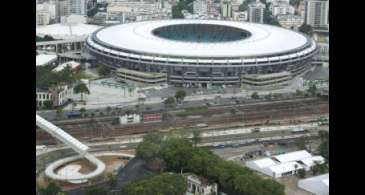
xmin=36 ymin=11 xmax=51 ymax=25
xmin=277 ymin=14 xmax=304 ymax=30
xmin=56 ymin=0 xmax=71 ymax=22
xmin=116 ymin=68 xmax=167 ymax=84
xmin=306 ymin=0 xmax=329 ymax=30
xmin=36 ymin=85 xmax=73 ymax=108
xmin=86 ymin=20 xmax=317 ymax=88
xmin=193 ymin=0 xmax=208 ymax=15
xmin=185 ymin=173 xmax=218 ymax=195
xmin=37 ymin=2 xmax=57 ymax=22
xmin=248 ymin=0 xmax=266 ymax=23
xmin=269 ymin=1 xmax=295 ymax=17
xmin=52 ymin=61 xmax=81 ymax=72
xmin=221 ymin=0 xmax=232 ymax=18
xmin=36 ymin=54 xmax=58 ymax=67
xmin=232 ymin=11 xmax=248 ymax=21
xmin=69 ymin=0 xmax=87 ymax=16
xmin=246 ymin=150 xmax=326 ymax=178
xmin=119 ymin=113 xmax=141 ymax=124
xmin=298 ymin=173 xmax=329 ymax=195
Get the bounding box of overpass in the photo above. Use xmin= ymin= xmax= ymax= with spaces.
xmin=36 ymin=38 xmax=86 ymax=54
xmin=36 ymin=114 xmax=105 ymax=182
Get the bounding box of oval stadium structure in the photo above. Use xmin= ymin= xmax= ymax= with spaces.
xmin=86 ymin=20 xmax=317 ymax=88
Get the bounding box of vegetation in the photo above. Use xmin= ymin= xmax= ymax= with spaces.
xmin=239 ymin=0 xmax=255 ymax=11
xmin=295 ymin=138 xmax=308 ymax=150
xmin=184 ymin=106 xmax=208 ymax=113
xmin=192 ymin=130 xmax=202 ymax=147
xmin=297 ymin=169 xmax=306 ymax=178
xmin=38 ymin=182 xmax=61 ymax=195
xmin=98 ymin=65 xmax=111 ymax=76
xmin=85 ymin=187 xmax=108 ymax=195
xmin=307 ymin=83 xmax=318 ymax=96
xmin=120 ymin=173 xmax=187 ymax=195
xmin=73 ymin=82 xmax=90 ymax=101
xmin=290 ymin=0 xmax=302 ymax=7
xmin=251 ymin=92 xmax=260 ymax=99
xmin=43 ymin=101 xmax=54 ymax=110
xmin=264 ymin=5 xmax=281 ymax=26
xmin=36 ymin=35 xmax=55 ymax=42
xmin=136 ymin=133 xmax=285 ymax=195
xmin=299 ymin=24 xmax=313 ymax=36
xmin=318 ymin=130 xmax=329 ymax=160
xmin=164 ymin=97 xmax=176 ymax=108
xmin=311 ymin=161 xmax=328 ymax=175
xmin=107 ymin=173 xmax=118 ymax=187
xmin=172 ymin=0 xmax=194 ymax=18
xmin=175 ymin=90 xmax=187 ymax=103
xmin=36 ymin=65 xmax=76 ymax=89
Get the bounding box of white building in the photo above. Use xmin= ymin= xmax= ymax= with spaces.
xmin=37 ymin=2 xmax=57 ymax=21
xmin=36 ymin=11 xmax=51 ymax=25
xmin=36 ymin=85 xmax=73 ymax=108
xmin=246 ymin=150 xmax=326 ymax=178
xmin=185 ymin=173 xmax=218 ymax=195
xmin=248 ymin=0 xmax=266 ymax=23
xmin=193 ymin=0 xmax=208 ymax=15
xmin=56 ymin=0 xmax=71 ymax=22
xmin=36 ymin=54 xmax=58 ymax=67
xmin=53 ymin=61 xmax=81 ymax=72
xmin=232 ymin=11 xmax=248 ymax=21
xmin=277 ymin=14 xmax=304 ymax=30
xmin=298 ymin=173 xmax=329 ymax=195
xmin=306 ymin=0 xmax=329 ymax=29
xmin=69 ymin=0 xmax=87 ymax=16
xmin=221 ymin=0 xmax=232 ymax=18
xmin=269 ymin=1 xmax=295 ymax=17
xmin=119 ymin=114 xmax=141 ymax=125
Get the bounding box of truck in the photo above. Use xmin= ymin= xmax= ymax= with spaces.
xmin=67 ymin=111 xmax=81 ymax=119
xmin=291 ymin=127 xmax=307 ymax=134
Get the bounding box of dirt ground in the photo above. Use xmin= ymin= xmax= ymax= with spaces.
xmin=277 ymin=176 xmax=314 ymax=195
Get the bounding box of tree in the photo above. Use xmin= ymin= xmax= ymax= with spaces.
xmin=107 ymin=173 xmax=117 ymax=187
xmin=120 ymin=173 xmax=187 ymax=195
xmin=230 ymin=108 xmax=237 ymax=115
xmin=239 ymin=0 xmax=254 ymax=11
xmin=106 ymin=106 xmax=112 ymax=114
xmin=175 ymin=90 xmax=186 ymax=103
xmin=290 ymin=0 xmax=301 ymax=6
xmin=164 ymin=97 xmax=176 ymax=108
xmin=307 ymin=83 xmax=317 ymax=96
xmin=43 ymin=101 xmax=54 ymax=110
xmin=297 ymin=169 xmax=306 ymax=178
xmin=85 ymin=187 xmax=108 ymax=195
xmin=56 ymin=107 xmax=63 ymax=117
xmin=98 ymin=65 xmax=111 ymax=76
xmin=192 ymin=130 xmax=202 ymax=147
xmin=295 ymin=89 xmax=304 ymax=97
xmin=251 ymin=92 xmax=260 ymax=99
xmin=295 ymin=138 xmax=307 ymax=150
xmin=299 ymin=24 xmax=313 ymax=36
xmin=38 ymin=182 xmax=61 ymax=195
xmin=79 ymin=107 xmax=86 ymax=116
xmin=73 ymin=83 xmax=90 ymax=101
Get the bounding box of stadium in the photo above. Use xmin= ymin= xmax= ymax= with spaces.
xmin=86 ymin=20 xmax=317 ymax=88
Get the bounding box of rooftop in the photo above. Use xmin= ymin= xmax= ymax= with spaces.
xmin=37 ymin=23 xmax=102 ymax=39
xmin=93 ymin=19 xmax=310 ymax=57
xmin=273 ymin=150 xmax=312 ymax=163
xmin=36 ymin=54 xmax=57 ymax=66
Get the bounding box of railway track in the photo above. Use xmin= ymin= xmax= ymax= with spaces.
xmin=36 ymin=97 xmax=328 ymax=144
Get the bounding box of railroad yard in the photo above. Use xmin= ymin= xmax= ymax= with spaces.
xmin=36 ymin=97 xmax=328 ymax=145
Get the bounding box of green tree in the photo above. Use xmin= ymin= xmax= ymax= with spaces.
xmin=85 ymin=187 xmax=108 ymax=195
xmin=136 ymin=133 xmax=164 ymax=164
xmin=251 ymin=92 xmax=260 ymax=99
xmin=164 ymin=96 xmax=176 ymax=108
xmin=43 ymin=101 xmax=54 ymax=110
xmin=98 ymin=65 xmax=111 ymax=76
xmin=175 ymin=90 xmax=186 ymax=103
xmin=307 ymin=83 xmax=317 ymax=96
xmin=79 ymin=107 xmax=86 ymax=116
xmin=295 ymin=89 xmax=304 ymax=96
xmin=290 ymin=0 xmax=301 ymax=6
xmin=239 ymin=0 xmax=254 ymax=11
xmin=297 ymin=169 xmax=306 ymax=178
xmin=107 ymin=173 xmax=117 ymax=187
xmin=295 ymin=138 xmax=307 ymax=150
xmin=120 ymin=173 xmax=187 ymax=195
xmin=38 ymin=182 xmax=61 ymax=195
xmin=299 ymin=24 xmax=313 ymax=36
xmin=73 ymin=83 xmax=90 ymax=101
xmin=106 ymin=106 xmax=112 ymax=114
xmin=56 ymin=107 xmax=63 ymax=117
xmin=192 ymin=130 xmax=202 ymax=147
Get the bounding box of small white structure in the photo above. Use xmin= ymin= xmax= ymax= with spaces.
xmin=246 ymin=150 xmax=326 ymax=178
xmin=185 ymin=173 xmax=218 ymax=195
xmin=53 ymin=61 xmax=81 ymax=72
xmin=298 ymin=173 xmax=329 ymax=195
xmin=36 ymin=22 xmax=102 ymax=40
xmin=119 ymin=114 xmax=141 ymax=124
xmin=36 ymin=54 xmax=58 ymax=66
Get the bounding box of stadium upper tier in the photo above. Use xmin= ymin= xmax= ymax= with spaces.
xmin=89 ymin=20 xmax=314 ymax=58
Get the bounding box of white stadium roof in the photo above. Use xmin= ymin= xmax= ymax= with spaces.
xmin=37 ymin=23 xmax=102 ymax=39
xmin=94 ymin=19 xmax=309 ymax=57
xmin=298 ymin=173 xmax=329 ymax=195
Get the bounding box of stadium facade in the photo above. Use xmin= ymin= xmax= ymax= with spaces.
xmin=86 ymin=20 xmax=317 ymax=88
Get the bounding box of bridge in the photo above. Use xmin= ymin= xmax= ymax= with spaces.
xmin=36 ymin=114 xmax=105 ymax=182
xmin=36 ymin=38 xmax=86 ymax=54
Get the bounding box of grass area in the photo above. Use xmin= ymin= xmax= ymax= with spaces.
xmin=74 ymin=71 xmax=98 ymax=80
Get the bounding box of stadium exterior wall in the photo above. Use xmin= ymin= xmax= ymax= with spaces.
xmin=85 ymin=21 xmax=317 ymax=87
